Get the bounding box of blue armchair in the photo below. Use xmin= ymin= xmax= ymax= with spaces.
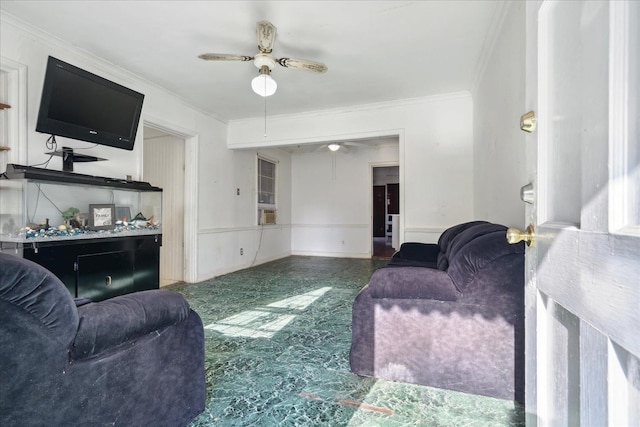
xmin=0 ymin=253 xmax=205 ymax=426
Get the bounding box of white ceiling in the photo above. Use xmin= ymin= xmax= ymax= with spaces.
xmin=0 ymin=1 xmax=504 ymax=122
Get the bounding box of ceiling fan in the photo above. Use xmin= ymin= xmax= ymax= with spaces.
xmin=315 ymin=141 xmax=369 ymax=152
xmin=198 ymin=21 xmax=328 ymax=96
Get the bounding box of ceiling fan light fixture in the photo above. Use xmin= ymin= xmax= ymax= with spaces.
xmin=328 ymin=143 xmax=340 ymax=151
xmin=251 ymin=65 xmax=277 ymax=97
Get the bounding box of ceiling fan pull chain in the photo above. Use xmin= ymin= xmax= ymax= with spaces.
xmin=264 ymin=85 xmax=268 ymax=138
xmin=332 ymin=152 xmax=337 ymax=180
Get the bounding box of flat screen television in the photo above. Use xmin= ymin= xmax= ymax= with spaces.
xmin=36 ymin=56 xmax=144 ymax=151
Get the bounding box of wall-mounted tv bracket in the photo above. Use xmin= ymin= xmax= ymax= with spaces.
xmin=45 ymin=146 xmax=106 ymax=172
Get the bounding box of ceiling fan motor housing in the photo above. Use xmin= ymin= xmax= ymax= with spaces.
xmin=254 ymin=53 xmax=276 ymax=72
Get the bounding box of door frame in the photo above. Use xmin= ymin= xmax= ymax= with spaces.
xmin=370 ymin=161 xmax=400 ymax=257
xmin=142 ymin=116 xmax=199 ymax=283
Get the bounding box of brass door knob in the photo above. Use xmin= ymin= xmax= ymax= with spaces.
xmin=506 ymin=224 xmax=535 ymax=246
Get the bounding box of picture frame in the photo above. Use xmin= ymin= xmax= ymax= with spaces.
xmin=89 ymin=204 xmax=116 ymax=230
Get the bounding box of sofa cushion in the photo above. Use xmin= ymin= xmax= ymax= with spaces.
xmin=436 ymin=221 xmax=489 ymax=270
xmin=393 ymin=242 xmax=440 ymax=261
xmin=386 ymin=242 xmax=440 ymax=268
xmin=447 ymin=231 xmax=525 ymax=292
xmin=447 ymin=223 xmax=507 ymax=262
xmin=385 ymin=257 xmax=438 ymax=269
xmin=368 ymin=267 xmax=460 ymax=301
xmin=437 ymin=221 xmax=490 ymax=249
xmin=71 ymin=289 xmax=191 ymax=360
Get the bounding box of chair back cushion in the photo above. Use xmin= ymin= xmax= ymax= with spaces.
xmin=0 ymin=253 xmax=78 ymax=344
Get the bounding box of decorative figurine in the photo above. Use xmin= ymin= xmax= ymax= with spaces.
xmin=62 ymin=207 xmax=80 ymax=223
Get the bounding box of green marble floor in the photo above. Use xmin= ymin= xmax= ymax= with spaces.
xmin=168 ymin=256 xmax=525 ymax=426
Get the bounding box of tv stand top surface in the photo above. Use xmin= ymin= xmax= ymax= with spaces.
xmin=2 ymin=164 xmax=161 ymax=192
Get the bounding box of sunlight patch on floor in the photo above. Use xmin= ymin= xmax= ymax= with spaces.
xmin=204 ymin=287 xmax=332 ymax=338
xmin=266 ymin=286 xmax=332 ymax=310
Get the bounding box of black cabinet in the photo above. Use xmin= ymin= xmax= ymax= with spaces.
xmin=21 ymin=235 xmax=161 ymax=301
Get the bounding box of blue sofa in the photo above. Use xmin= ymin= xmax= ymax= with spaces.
xmin=0 ymin=253 xmax=206 ymax=426
xmin=350 ymin=221 xmax=525 ymax=403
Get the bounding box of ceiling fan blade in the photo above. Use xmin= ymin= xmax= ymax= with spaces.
xmin=257 ymin=21 xmax=277 ymax=53
xmin=344 ymin=141 xmax=368 ymax=148
xmin=326 ymin=143 xmax=345 ymax=152
xmin=277 ymin=57 xmax=327 ymax=73
xmin=198 ymin=53 xmax=253 ymax=61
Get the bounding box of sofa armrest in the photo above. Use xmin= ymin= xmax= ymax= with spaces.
xmin=368 ymin=267 xmax=460 ymax=301
xmin=71 ymin=290 xmax=191 ymax=360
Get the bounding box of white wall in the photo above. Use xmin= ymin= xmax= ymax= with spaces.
xmin=291 ymin=145 xmax=399 ymax=258
xmin=228 ymin=93 xmax=475 ymax=245
xmin=0 ymin=13 xmax=291 ymax=281
xmin=196 ymin=145 xmax=292 ymax=278
xmin=373 ymin=166 xmax=399 ymax=186
xmin=471 ymin=1 xmax=527 ymax=227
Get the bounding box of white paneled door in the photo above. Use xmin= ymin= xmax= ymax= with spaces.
xmin=523 ymin=1 xmax=640 ymax=425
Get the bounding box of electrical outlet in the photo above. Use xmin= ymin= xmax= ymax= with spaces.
xmin=240 ymin=248 xmax=243 ymax=256
xmin=237 ymin=188 xmax=240 ymax=195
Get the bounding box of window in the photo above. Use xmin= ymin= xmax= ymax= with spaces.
xmin=258 ymin=157 xmax=275 ymax=206
xmin=258 ymin=157 xmax=276 ymax=224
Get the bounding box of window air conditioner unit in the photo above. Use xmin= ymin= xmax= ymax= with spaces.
xmin=259 ymin=208 xmax=276 ymax=225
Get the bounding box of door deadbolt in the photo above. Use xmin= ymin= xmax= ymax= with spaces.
xmin=520 ymin=111 xmax=536 ymax=133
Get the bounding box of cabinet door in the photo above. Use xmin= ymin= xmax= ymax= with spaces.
xmin=23 ymin=247 xmax=77 ymax=297
xmin=23 ymin=235 xmax=160 ymax=301
xmin=77 ymin=251 xmax=135 ymax=301
xmin=132 ymin=236 xmax=161 ymax=293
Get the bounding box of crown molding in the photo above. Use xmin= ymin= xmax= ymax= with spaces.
xmin=229 ymin=91 xmax=472 ymax=126
xmin=470 ymin=0 xmax=512 ymax=94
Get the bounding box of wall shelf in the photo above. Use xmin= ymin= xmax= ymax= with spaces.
xmin=0 ymin=103 xmax=10 ymax=152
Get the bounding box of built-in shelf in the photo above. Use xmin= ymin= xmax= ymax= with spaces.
xmin=1 ymin=102 xmax=10 ymax=150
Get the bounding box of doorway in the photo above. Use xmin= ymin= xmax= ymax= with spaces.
xmin=372 ymin=166 xmax=399 ymax=258
xmin=143 ymin=126 xmax=185 ymax=286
